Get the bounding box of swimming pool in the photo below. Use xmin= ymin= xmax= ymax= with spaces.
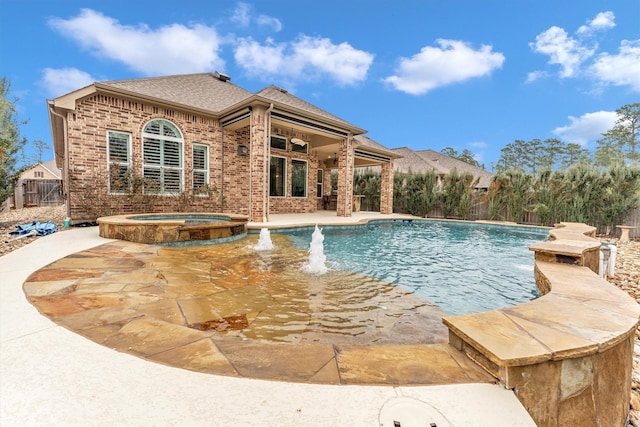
xmin=281 ymin=221 xmax=549 ymax=315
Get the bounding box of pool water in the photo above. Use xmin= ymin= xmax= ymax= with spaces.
xmin=282 ymin=221 xmax=548 ymax=315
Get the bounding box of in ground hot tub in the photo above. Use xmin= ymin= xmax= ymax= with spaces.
xmin=97 ymin=213 xmax=248 ymax=245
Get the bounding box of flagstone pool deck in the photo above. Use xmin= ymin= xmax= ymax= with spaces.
xmin=1 ymin=212 xmax=538 ymax=426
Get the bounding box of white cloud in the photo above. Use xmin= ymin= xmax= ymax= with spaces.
xmin=230 ymin=3 xmax=281 ymax=32
xmin=529 ymin=26 xmax=595 ymax=78
xmin=468 ymin=141 xmax=488 ymax=149
xmin=528 ymin=11 xmax=639 ymax=92
xmin=552 ymin=110 xmax=617 ymax=146
xmin=230 ymin=2 xmax=251 ymax=27
xmin=257 ymin=14 xmax=282 ymax=32
xmin=383 ymin=39 xmax=505 ymax=95
xmin=48 ymin=9 xmax=225 ymax=76
xmin=234 ymin=35 xmax=373 ymax=86
xmin=525 ymin=70 xmax=549 ymax=83
xmin=41 ymin=67 xmax=96 ymax=98
xmin=590 ymin=39 xmax=640 ymax=91
xmin=577 ymin=11 xmax=615 ymax=35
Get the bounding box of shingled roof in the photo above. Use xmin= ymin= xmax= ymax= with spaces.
xmin=391 ymin=147 xmax=449 ymax=174
xmin=389 ymin=147 xmax=493 ymax=189
xmin=415 ymin=149 xmax=494 ymax=188
xmin=99 ymin=73 xmax=254 ymax=113
xmin=255 ymin=85 xmax=357 ymax=129
xmin=353 ymin=135 xmax=402 ymax=158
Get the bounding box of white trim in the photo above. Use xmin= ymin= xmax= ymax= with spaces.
xmin=192 ymin=143 xmax=209 ymax=194
xmin=141 ymin=119 xmax=184 ymax=194
xmin=106 ymin=130 xmax=132 ymax=194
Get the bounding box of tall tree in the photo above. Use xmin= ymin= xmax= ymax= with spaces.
xmin=458 ymin=149 xmax=481 ymax=167
xmin=440 ymin=147 xmax=481 ymax=167
xmin=32 ymin=139 xmax=49 ymax=163
xmin=440 ymin=147 xmax=458 ymax=158
xmin=0 ymin=77 xmax=28 ymax=204
xmin=540 ymin=138 xmax=565 ymax=170
xmin=563 ymin=143 xmax=592 ymax=168
xmin=595 ymin=103 xmax=640 ymax=167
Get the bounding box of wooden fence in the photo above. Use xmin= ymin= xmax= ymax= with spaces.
xmin=360 ymin=195 xmax=639 ymax=239
xmin=19 ymin=179 xmax=63 ymax=208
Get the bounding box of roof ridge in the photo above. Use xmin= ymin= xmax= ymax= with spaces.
xmin=101 ymin=72 xmax=217 ymax=85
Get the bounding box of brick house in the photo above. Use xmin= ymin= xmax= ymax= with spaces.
xmin=48 ymin=73 xmax=399 ymax=224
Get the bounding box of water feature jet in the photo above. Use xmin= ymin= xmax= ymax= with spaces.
xmin=253 ymin=228 xmax=274 ymax=251
xmin=303 ymin=225 xmax=328 ymax=275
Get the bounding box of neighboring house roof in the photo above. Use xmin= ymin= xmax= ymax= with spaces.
xmin=415 ymin=149 xmax=494 ymax=188
xmin=389 ymin=147 xmax=493 ymax=188
xmin=19 ymin=160 xmax=62 ymax=181
xmin=391 ymin=147 xmax=449 ymax=175
xmin=42 ymin=159 xmax=62 ymax=179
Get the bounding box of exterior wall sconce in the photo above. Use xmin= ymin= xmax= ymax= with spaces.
xmin=238 ymin=145 xmax=248 ymax=156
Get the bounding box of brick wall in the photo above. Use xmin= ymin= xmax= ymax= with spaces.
xmin=65 ymin=94 xmax=326 ymax=223
xmin=67 ymin=94 xmax=251 ymax=222
xmin=267 ymin=128 xmax=320 ymax=216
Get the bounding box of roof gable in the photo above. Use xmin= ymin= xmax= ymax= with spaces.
xmin=99 ymin=73 xmax=254 ymax=113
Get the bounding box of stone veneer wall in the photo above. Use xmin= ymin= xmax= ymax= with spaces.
xmin=444 ymin=222 xmax=640 ymax=426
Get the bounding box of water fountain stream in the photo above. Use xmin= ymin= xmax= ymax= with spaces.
xmin=304 ymin=225 xmax=328 ymax=275
xmin=253 ymin=228 xmax=274 ymax=251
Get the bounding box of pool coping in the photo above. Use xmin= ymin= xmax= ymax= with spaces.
xmin=443 ymin=221 xmax=640 ymax=426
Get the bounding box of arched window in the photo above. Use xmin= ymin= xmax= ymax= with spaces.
xmin=142 ymin=119 xmax=183 ymax=193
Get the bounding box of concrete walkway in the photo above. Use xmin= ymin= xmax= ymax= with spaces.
xmin=1 ymin=221 xmax=536 ymax=426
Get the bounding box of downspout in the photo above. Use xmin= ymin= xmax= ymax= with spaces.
xmin=220 ymin=126 xmax=224 ymax=213
xmin=48 ymin=106 xmax=70 ymax=222
xmin=263 ymin=103 xmax=274 ymax=223
xmin=347 ymin=132 xmax=353 ymax=216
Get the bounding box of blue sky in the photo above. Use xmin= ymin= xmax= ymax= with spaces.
xmin=2 ymin=0 xmax=639 ymax=171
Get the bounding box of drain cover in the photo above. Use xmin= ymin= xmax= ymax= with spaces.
xmin=379 ymin=397 xmax=451 ymax=427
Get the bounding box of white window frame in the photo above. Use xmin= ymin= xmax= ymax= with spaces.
xmin=107 ymin=130 xmax=132 ymax=194
xmin=192 ymin=143 xmax=209 ymax=194
xmin=291 ymin=159 xmax=308 ymax=198
xmin=142 ymin=119 xmax=184 ymax=194
xmin=269 ymin=155 xmax=287 ymax=197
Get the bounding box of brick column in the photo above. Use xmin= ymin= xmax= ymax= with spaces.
xmin=380 ymin=160 xmax=394 ymax=214
xmin=336 ymin=136 xmax=354 ymax=217
xmin=249 ymin=105 xmax=267 ymax=222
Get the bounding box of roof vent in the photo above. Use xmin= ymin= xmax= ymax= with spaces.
xmin=214 ymin=72 xmax=231 ymax=82
xmin=277 ymin=87 xmax=288 ymax=94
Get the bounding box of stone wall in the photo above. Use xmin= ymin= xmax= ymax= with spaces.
xmin=444 ymin=222 xmax=640 ymax=426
